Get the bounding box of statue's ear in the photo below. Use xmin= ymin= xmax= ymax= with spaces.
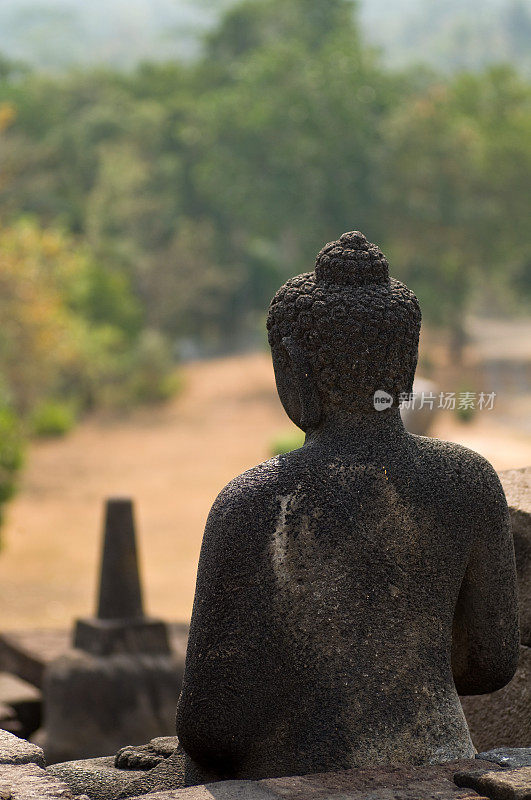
xmin=282 ymin=336 xmax=322 ymax=431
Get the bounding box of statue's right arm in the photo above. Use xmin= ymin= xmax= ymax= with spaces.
xmin=176 ymin=476 xmax=275 ymax=775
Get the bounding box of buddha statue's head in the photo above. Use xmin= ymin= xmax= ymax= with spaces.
xmin=267 ymin=231 xmax=421 ymax=431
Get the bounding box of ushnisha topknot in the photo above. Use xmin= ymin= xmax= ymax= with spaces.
xmin=315 ymin=231 xmax=390 ymax=287
xmin=267 ymin=231 xmax=421 ymax=413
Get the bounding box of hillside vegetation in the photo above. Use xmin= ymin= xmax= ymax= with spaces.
xmin=0 ymin=0 xmax=530 ymax=525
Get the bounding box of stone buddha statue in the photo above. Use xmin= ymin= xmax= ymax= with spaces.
xmin=55 ymin=232 xmax=519 ymax=798
xmin=174 ymin=231 xmax=519 ymax=779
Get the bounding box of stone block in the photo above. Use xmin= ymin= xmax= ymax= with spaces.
xmin=476 ymin=750 xmax=531 ymax=770
xmin=0 ymin=730 xmax=44 ymax=768
xmin=50 ymin=756 xmax=496 ymax=800
xmin=455 ymin=765 xmax=531 ymax=800
xmin=0 ymin=625 xmax=188 ymax=690
xmin=74 ymin=619 xmax=170 ymax=658
xmin=0 ymin=673 xmax=40 ymax=707
xmin=43 ymin=651 xmax=183 ymax=764
xmin=48 ymin=757 xmax=133 ymax=800
xmin=129 ymin=785 xmax=277 ymax=800
xmin=260 ymin=760 xmax=492 ymax=799
xmin=461 ymin=646 xmax=531 ymax=751
xmin=499 ymin=467 xmax=531 ymax=647
xmin=0 ymin=762 xmax=80 ymax=799
xmin=0 ymin=630 xmax=70 ymax=689
xmin=49 ymin=746 xmax=187 ymax=800
xmin=127 ymin=761 xmax=495 ymax=800
xmin=0 ymin=673 xmax=41 ymax=737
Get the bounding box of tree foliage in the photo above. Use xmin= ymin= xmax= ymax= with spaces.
xmin=0 ymin=0 xmax=529 ymax=353
xmin=0 ymin=0 xmax=529 ymax=526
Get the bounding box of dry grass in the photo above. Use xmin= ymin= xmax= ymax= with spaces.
xmin=0 ymin=351 xmax=530 ymax=630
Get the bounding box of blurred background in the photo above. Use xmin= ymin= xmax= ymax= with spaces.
xmin=0 ymin=0 xmax=530 ymax=629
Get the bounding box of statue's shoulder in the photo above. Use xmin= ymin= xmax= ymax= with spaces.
xmin=197 ymin=454 xmax=309 ymax=560
xmin=206 ymin=452 xmax=307 ymax=523
xmin=407 ymin=433 xmax=505 ymax=501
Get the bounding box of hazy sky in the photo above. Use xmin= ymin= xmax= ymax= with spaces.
xmin=1 ymin=0 xmax=530 ymax=71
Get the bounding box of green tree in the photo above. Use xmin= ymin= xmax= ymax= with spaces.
xmin=0 ymin=0 xmax=529 ymax=361
xmin=381 ymin=67 xmax=531 ymax=359
xmin=189 ymin=0 xmax=397 ymax=322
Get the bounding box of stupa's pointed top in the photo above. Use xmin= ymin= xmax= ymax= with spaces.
xmin=74 ymin=497 xmax=170 ymax=655
xmin=97 ymin=497 xmax=144 ymax=620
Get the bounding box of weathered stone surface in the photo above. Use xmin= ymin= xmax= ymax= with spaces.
xmin=50 ymin=746 xmax=216 ymax=800
xmin=172 ymin=231 xmax=519 ymax=781
xmin=260 ymin=760 xmax=493 ymax=799
xmin=49 ymin=757 xmax=505 ymax=800
xmin=124 ymin=761 xmax=495 ymax=799
xmin=116 ymin=737 xmax=179 ymax=772
xmin=498 ymin=467 xmax=531 ymax=647
xmin=129 ymin=785 xmax=277 ymax=800
xmin=48 ymin=757 xmax=133 ymax=799
xmin=476 ymin=750 xmax=531 ymax=770
xmin=0 ymin=730 xmax=45 ymax=767
xmin=455 ymin=766 xmax=531 ymax=799
xmin=0 ymin=762 xmax=76 ymax=799
xmin=461 ymin=646 xmax=531 ymax=751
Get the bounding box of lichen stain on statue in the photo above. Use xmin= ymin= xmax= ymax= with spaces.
xmin=102 ymin=232 xmax=519 ymax=795
xmin=270 ymin=492 xmax=294 ymax=587
xmin=261 ymin=463 xmax=474 ymax=771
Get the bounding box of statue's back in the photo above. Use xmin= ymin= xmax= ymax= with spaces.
xmin=177 ymin=231 xmax=519 ymax=781
xmin=177 ymin=430 xmax=506 ymax=777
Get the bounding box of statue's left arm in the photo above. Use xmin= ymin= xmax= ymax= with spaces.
xmin=451 ymin=461 xmax=520 ymax=696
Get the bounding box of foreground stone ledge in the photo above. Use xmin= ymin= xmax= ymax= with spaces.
xmin=48 ymin=757 xmax=133 ymax=799
xmin=477 ymin=750 xmax=531 ymax=770
xmin=0 ymin=762 xmax=81 ymax=799
xmin=455 ymin=766 xmax=531 ymax=800
xmin=124 ymin=760 xmax=497 ymax=800
xmin=0 ymin=730 xmax=44 ymax=768
xmin=258 ymin=761 xmax=493 ymax=800
xmin=124 ymin=755 xmax=531 ymax=800
xmin=40 ymin=751 xmax=531 ymax=799
xmin=129 ymin=784 xmax=277 ymax=800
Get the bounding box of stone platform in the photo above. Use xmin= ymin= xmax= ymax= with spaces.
xmin=2 ymin=732 xmax=531 ymax=800
xmin=126 ymin=759 xmax=531 ymax=800
xmin=50 ymin=758 xmax=497 ymax=799
xmin=0 ymin=624 xmax=189 ymax=689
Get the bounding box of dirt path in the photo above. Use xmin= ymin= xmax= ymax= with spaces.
xmin=0 ymin=352 xmax=530 ymax=630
